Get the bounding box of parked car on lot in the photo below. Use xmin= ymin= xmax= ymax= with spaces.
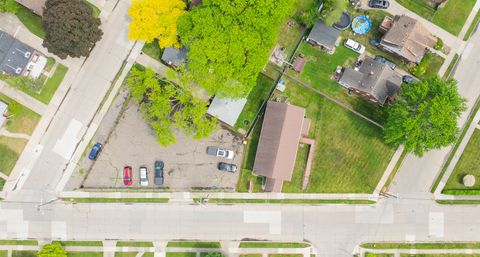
xmin=206 ymin=146 xmax=234 ymax=159
xmin=344 ymin=39 xmax=365 ymax=54
xmin=88 ymin=143 xmax=102 ymax=160
xmin=217 ymin=162 xmax=237 ymax=173
xmin=374 ymin=55 xmax=396 ymax=70
xmin=123 ymin=166 xmax=133 ymax=186
xmin=139 ymin=166 xmax=148 ymax=186
xmin=368 ymin=0 xmax=390 ymax=9
xmin=402 ymin=75 xmax=416 ymax=84
xmin=154 ymin=160 xmax=164 ymax=186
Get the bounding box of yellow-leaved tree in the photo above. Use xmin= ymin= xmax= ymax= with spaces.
xmin=128 ymin=0 xmax=186 ymax=48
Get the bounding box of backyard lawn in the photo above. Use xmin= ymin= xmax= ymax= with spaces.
xmin=0 ymin=137 xmax=28 ymax=176
xmin=280 ymin=79 xmax=396 ymax=193
xmin=286 ymin=42 xmax=387 ymax=124
xmin=443 ymin=129 xmax=480 ymax=194
xmin=396 ymin=0 xmax=477 ymax=35
xmin=0 ymin=94 xmax=41 ymax=135
xmin=235 ymin=74 xmax=276 ymax=132
xmin=237 ymin=121 xmax=266 ymax=193
xmin=1 ymin=64 xmax=69 ymax=104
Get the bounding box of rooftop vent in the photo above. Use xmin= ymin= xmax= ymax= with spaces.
xmin=15 ymin=67 xmax=22 ymax=74
xmin=25 ymin=52 xmax=31 ymax=58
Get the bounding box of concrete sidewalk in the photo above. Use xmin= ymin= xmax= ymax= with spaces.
xmin=0 ymin=81 xmax=47 ymax=115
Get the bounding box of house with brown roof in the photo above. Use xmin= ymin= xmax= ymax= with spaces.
xmin=379 ymin=15 xmax=437 ymax=64
xmin=338 ymin=57 xmax=402 ymax=105
xmin=15 ymin=0 xmax=46 ymax=16
xmin=253 ymin=101 xmax=315 ymax=192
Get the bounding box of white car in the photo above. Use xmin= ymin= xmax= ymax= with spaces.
xmin=139 ymin=166 xmax=149 ymax=186
xmin=206 ymin=146 xmax=235 ymax=159
xmin=344 ymin=39 xmax=365 ymax=54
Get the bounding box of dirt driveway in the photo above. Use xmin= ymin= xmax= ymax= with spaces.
xmin=81 ymin=101 xmax=244 ymax=191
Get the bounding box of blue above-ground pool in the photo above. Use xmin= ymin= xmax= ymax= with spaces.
xmin=351 ymin=15 xmax=371 ymax=35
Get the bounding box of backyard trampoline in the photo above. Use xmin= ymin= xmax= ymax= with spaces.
xmin=351 ymin=15 xmax=371 ymax=35
xmin=333 ymin=12 xmax=352 ymax=30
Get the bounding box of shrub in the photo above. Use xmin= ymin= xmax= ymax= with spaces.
xmin=434 ymin=37 xmax=443 ymax=50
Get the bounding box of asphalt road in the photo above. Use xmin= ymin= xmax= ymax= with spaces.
xmin=6 ymin=0 xmax=135 ymax=202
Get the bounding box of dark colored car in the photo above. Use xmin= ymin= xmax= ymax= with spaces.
xmin=154 ymin=160 xmax=164 ymax=186
xmin=368 ymin=0 xmax=390 ymax=9
xmin=123 ymin=166 xmax=133 ymax=186
xmin=374 ymin=55 xmax=396 ymax=70
xmin=88 ymin=143 xmax=102 ymax=160
xmin=217 ymin=162 xmax=237 ymax=173
xmin=402 ymin=75 xmax=416 ymax=84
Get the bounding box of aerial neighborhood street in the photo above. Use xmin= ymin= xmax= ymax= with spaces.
xmin=0 ymin=0 xmax=480 ymax=257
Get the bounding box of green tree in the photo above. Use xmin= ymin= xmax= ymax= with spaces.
xmin=42 ymin=0 xmax=103 ymax=59
xmin=0 ymin=0 xmax=19 ymax=13
xmin=178 ymin=0 xmax=294 ymax=99
xmin=127 ymin=66 xmax=217 ymax=146
xmin=384 ymin=76 xmax=466 ymax=156
xmin=321 ymin=0 xmax=347 ymax=26
xmin=38 ymin=242 xmax=67 ymax=257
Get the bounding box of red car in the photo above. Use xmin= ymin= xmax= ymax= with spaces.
xmin=123 ymin=166 xmax=133 ymax=186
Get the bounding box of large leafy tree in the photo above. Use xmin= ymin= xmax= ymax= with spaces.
xmin=42 ymin=0 xmax=103 ymax=59
xmin=128 ymin=0 xmax=186 ymax=49
xmin=0 ymin=0 xmax=19 ymax=13
xmin=127 ymin=66 xmax=217 ymax=146
xmin=178 ymin=0 xmax=294 ymax=98
xmin=321 ymin=0 xmax=348 ymax=26
xmin=384 ymin=76 xmax=466 ymax=156
xmin=38 ymin=242 xmax=67 ymax=257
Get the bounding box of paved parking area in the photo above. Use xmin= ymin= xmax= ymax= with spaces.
xmin=82 ymin=101 xmax=244 ymax=191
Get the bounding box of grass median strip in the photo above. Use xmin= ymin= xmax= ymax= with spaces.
xmin=196 ymin=198 xmax=375 ymax=205
xmin=443 ymin=54 xmax=460 ymax=79
xmin=239 ymin=242 xmax=310 ymax=248
xmin=166 ymin=253 xmax=196 ymax=257
xmin=114 ymin=253 xmax=137 ymax=257
xmin=63 ymin=198 xmax=169 ymax=203
xmin=167 ymin=242 xmax=221 ymax=248
xmin=53 ymin=241 xmax=102 ymax=246
xmin=0 ymin=240 xmax=38 ymax=245
xmin=361 ymin=242 xmax=480 ymax=249
xmin=67 ymin=252 xmax=103 ymax=257
xmin=117 ymin=241 xmax=153 ymax=247
xmin=464 ymin=10 xmax=480 ymax=40
xmin=437 ymin=200 xmax=480 ymax=205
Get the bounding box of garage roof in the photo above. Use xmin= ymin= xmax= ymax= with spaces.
xmin=207 ymin=95 xmax=247 ymax=127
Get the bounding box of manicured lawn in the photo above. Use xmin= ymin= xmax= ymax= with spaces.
xmin=115 ymin=253 xmax=137 ymax=257
xmin=400 ymin=255 xmax=480 ymax=257
xmin=143 ymin=253 xmax=155 ymax=257
xmin=395 ymin=0 xmax=436 ymax=19
xmin=15 ymin=4 xmax=46 ymax=38
xmin=65 ymin=198 xmax=169 ymax=203
xmin=235 ymin=74 xmax=275 ymax=131
xmin=237 ymin=121 xmax=265 ymax=193
xmin=396 ymin=0 xmax=476 ymax=36
xmin=432 ymin=0 xmax=477 ymax=36
xmin=67 ymin=252 xmax=103 ymax=257
xmin=239 ymin=242 xmax=310 ymax=248
xmin=240 ymin=255 xmax=262 ymax=257
xmin=437 ymin=200 xmax=480 ymax=205
xmin=361 ymin=242 xmax=480 ymax=249
xmin=117 ymin=241 xmax=153 ymax=247
xmin=276 ymin=18 xmax=306 ymax=58
xmin=0 ymin=93 xmax=41 ymax=135
xmin=0 ymin=178 xmax=4 ymax=191
xmin=0 ymin=136 xmax=28 ymax=176
xmin=142 ymin=39 xmax=164 ymax=62
xmin=365 ymin=253 xmax=393 ymax=257
xmin=286 ymin=42 xmax=387 ymax=124
xmin=464 ymin=10 xmax=480 ymax=40
xmin=12 ymin=251 xmax=37 ymax=257
xmin=166 ymin=253 xmax=196 ymax=257
xmin=204 ymin=198 xmax=374 ymax=204
xmin=0 ymin=240 xmax=38 ymax=245
xmin=167 ymin=242 xmax=220 ymax=248
xmin=411 ymin=52 xmax=444 ymax=80
xmin=54 ymin=241 xmax=103 ymax=246
xmin=0 ymin=251 xmax=6 ymax=257
xmin=280 ymin=80 xmax=395 ymax=193
xmin=443 ymin=130 xmax=480 ymax=194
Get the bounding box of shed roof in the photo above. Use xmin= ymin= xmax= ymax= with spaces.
xmin=307 ymin=20 xmax=341 ymax=50
xmin=15 ymin=0 xmax=46 ymax=16
xmin=161 ymin=47 xmax=187 ymax=68
xmin=207 ymin=95 xmax=247 ymax=127
xmin=0 ymin=31 xmax=34 ymax=76
xmin=339 ymin=58 xmax=402 ymax=105
xmin=253 ymin=101 xmax=306 ymax=181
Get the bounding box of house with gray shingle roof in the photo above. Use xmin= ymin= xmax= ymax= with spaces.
xmin=338 ymin=58 xmax=402 ymax=105
xmin=306 ymin=20 xmax=341 ymax=54
xmin=161 ymin=47 xmax=187 ymax=68
xmin=379 ymin=15 xmax=437 ymax=64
